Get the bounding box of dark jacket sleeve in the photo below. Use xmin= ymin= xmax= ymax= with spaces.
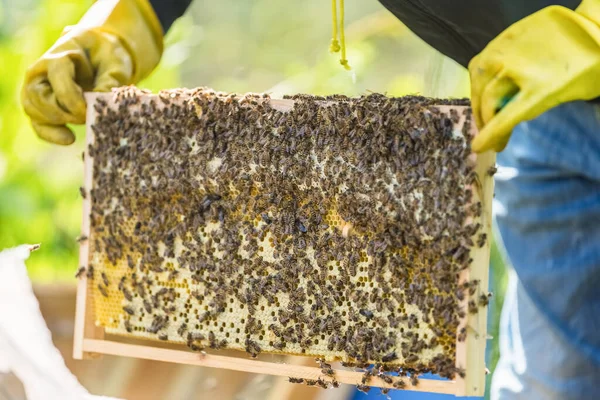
xmin=149 ymin=0 xmax=193 ymax=33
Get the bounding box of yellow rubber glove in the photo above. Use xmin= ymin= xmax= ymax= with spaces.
xmin=21 ymin=0 xmax=163 ymax=145
xmin=468 ymin=0 xmax=600 ymax=153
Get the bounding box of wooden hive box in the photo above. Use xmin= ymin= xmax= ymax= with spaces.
xmin=74 ymin=87 xmax=495 ymax=397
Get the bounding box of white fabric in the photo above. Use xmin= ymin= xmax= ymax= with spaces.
xmin=0 ymin=245 xmax=120 ymax=400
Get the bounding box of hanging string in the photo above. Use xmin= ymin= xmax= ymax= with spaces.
xmin=338 ymin=0 xmax=350 ymax=70
xmin=329 ymin=0 xmax=341 ymax=53
xmin=329 ymin=0 xmax=351 ymax=70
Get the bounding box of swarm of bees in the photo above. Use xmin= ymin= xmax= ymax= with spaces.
xmin=82 ymin=86 xmax=488 ymax=392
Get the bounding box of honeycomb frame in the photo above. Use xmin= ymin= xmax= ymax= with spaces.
xmin=74 ymin=90 xmax=495 ymax=397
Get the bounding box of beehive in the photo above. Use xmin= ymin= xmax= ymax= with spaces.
xmin=75 ymin=86 xmax=494 ymax=396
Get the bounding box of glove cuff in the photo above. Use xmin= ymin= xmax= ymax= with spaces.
xmin=77 ymin=0 xmax=164 ymax=82
xmin=577 ymin=0 xmax=600 ymax=23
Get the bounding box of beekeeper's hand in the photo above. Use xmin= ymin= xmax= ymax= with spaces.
xmin=21 ymin=0 xmax=163 ymax=145
xmin=469 ymin=0 xmax=600 ymax=153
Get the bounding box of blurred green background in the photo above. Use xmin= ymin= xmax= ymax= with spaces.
xmin=0 ymin=0 xmax=507 ymax=397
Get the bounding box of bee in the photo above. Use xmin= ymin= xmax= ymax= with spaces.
xmin=378 ymin=373 xmax=393 ymax=384
xmin=245 ymin=338 xmax=261 ymax=358
xmin=477 ymin=233 xmax=487 ymax=248
xmin=177 ymin=323 xmax=188 ymax=337
xmin=261 ymin=213 xmax=272 ymax=224
xmin=124 ymin=319 xmax=133 ymax=333
xmin=101 ymin=272 xmax=109 ymax=287
xmin=76 ymin=235 xmax=88 ymax=243
xmin=468 ymin=300 xmax=478 ymax=314
xmin=147 ymin=315 xmax=167 ymax=334
xmin=479 ymin=292 xmax=492 ymax=306
xmin=295 ymin=219 xmax=307 ymax=233
xmin=357 ymin=384 xmax=371 ymax=393
xmin=79 ymin=187 xmax=87 ymax=199
xmin=288 ymin=377 xmax=304 ymax=384
xmin=158 ymin=333 xmax=168 ymax=341
xmin=393 ymin=379 xmax=406 ymax=389
xmin=143 ymin=300 xmax=153 ymax=313
xmin=327 ymin=335 xmax=336 ymax=351
xmin=162 ymin=305 xmax=176 ymax=314
xmin=316 ymin=378 xmax=328 ymax=389
xmin=75 ymin=266 xmax=86 ymax=279
xmin=86 ymin=265 xmax=94 ymax=279
xmin=405 ymin=354 xmax=418 ymax=364
xmin=121 ymin=287 xmax=133 ymax=301
xmin=359 ymin=309 xmax=374 ymax=320
xmin=361 ymin=370 xmax=373 ymax=384
xmin=381 ymin=351 xmax=397 ymax=363
xmin=122 ymin=306 xmax=134 ymax=316
xmin=168 ymin=270 xmax=179 ymax=281
xmin=410 ymin=374 xmax=419 ymax=386
xmin=305 ymin=379 xmax=318 ymax=387
xmin=201 ymin=193 xmax=222 ymax=211
xmin=487 ymin=165 xmax=498 ymax=176
xmin=97 ymin=284 xmax=108 ymax=298
xmin=272 ymin=341 xmax=285 ymax=350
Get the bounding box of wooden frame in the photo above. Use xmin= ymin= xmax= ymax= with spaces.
xmin=74 ymin=93 xmax=495 ymax=397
